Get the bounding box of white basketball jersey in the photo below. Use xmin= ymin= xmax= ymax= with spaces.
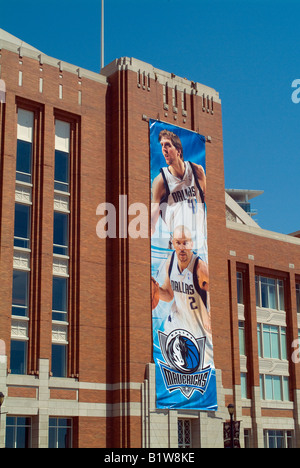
xmin=164 ymin=251 xmax=214 ymax=366
xmin=167 ymin=251 xmax=207 ymax=331
xmin=160 ymin=162 xmax=206 ymax=251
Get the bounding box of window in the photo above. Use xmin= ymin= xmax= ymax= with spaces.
xmin=5 ymin=417 xmax=31 ymax=448
xmin=163 ymin=83 xmax=169 ymax=106
xmin=55 ymin=120 xmax=70 ymax=192
xmin=241 ymin=373 xmax=247 ymax=399
xmin=237 ymin=272 xmax=244 ymax=304
xmin=260 ymin=374 xmax=289 ymax=401
xmin=264 ymin=430 xmax=293 ymax=449
xmin=10 ymin=340 xmax=28 ymax=375
xmin=16 ymin=109 xmax=33 ymax=183
xmin=53 ymin=212 xmax=69 ymax=255
xmin=14 ymin=203 xmax=31 ymax=248
xmin=244 ymin=429 xmax=251 ymax=448
xmin=239 ymin=321 xmax=246 ymax=356
xmin=255 ymin=276 xmax=285 ymax=311
xmin=257 ymin=324 xmax=287 ymax=360
xmin=296 ymin=284 xmax=300 ymax=314
xmin=12 ymin=270 xmax=29 ymax=317
xmin=181 ymin=89 xmax=187 ymax=112
xmin=178 ymin=419 xmax=191 ymax=448
xmin=51 ymin=344 xmax=67 ymax=378
xmin=49 ymin=418 xmax=72 ymax=448
xmin=172 ymin=86 xmax=178 ymax=109
xmin=16 ymin=140 xmax=32 ymax=183
xmin=54 ymin=150 xmax=69 ymax=192
xmin=52 ymin=277 xmax=68 ymax=321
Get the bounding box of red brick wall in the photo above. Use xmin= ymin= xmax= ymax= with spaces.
xmin=3 ymin=48 xmax=299 ymax=448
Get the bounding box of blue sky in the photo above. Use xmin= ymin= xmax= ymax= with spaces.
xmin=1 ymin=0 xmax=300 ymax=234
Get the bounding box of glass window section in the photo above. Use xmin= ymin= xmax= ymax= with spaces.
xmin=261 ymin=277 xmax=276 ymax=309
xmin=52 ymin=277 xmax=68 ymax=321
xmin=264 ymin=430 xmax=292 ymax=449
xmin=54 ymin=150 xmax=69 ymax=192
xmin=278 ymin=280 xmax=285 ymax=310
xmin=255 ymin=276 xmax=260 ymax=306
xmin=296 ymin=284 xmax=300 ymax=314
xmin=237 ymin=272 xmax=244 ymax=304
xmin=241 ymin=373 xmax=247 ymax=399
xmin=244 ymin=429 xmax=251 ymax=449
xmin=268 ymin=430 xmax=284 ymax=449
xmin=281 ymin=328 xmax=287 ymax=360
xmin=5 ymin=417 xmax=31 ymax=448
xmin=51 ymin=344 xmax=67 ymax=377
xmin=49 ymin=418 xmax=72 ymax=448
xmin=261 ymin=277 xmax=269 ymax=308
xmin=238 ymin=321 xmax=246 ymax=355
xmin=268 ymin=279 xmax=276 ymax=309
xmin=262 ymin=325 xmax=273 ymax=359
xmin=283 ymin=377 xmax=289 ymax=401
xmin=260 ymin=324 xmax=286 ymax=360
xmin=53 ymin=212 xmax=69 ymax=256
xmin=256 ymin=276 xmax=285 ymax=311
xmin=257 ymin=324 xmax=262 ymax=357
xmin=14 ymin=203 xmax=31 ymax=248
xmin=259 ymin=374 xmax=264 ymax=399
xmin=16 ymin=140 xmax=32 ymax=183
xmin=263 ymin=375 xmax=287 ymax=401
xmin=10 ymin=340 xmax=27 ymax=375
xmin=273 ymin=375 xmax=282 ymax=400
xmin=178 ymin=419 xmax=191 ymax=448
xmin=12 ymin=270 xmax=29 ymax=317
xmin=270 ymin=326 xmax=280 ymax=359
xmin=287 ymin=431 xmax=293 ymax=448
xmin=265 ymin=375 xmax=273 ymax=399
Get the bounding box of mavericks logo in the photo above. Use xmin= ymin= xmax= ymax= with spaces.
xmin=158 ymin=329 xmax=212 ymax=399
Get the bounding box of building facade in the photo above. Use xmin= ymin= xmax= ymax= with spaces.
xmin=0 ymin=28 xmax=299 ymax=448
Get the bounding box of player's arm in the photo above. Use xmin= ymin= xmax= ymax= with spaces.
xmin=151 ymin=173 xmax=165 ymax=235
xmin=159 ymin=259 xmax=174 ymax=302
xmin=197 ymin=259 xmax=209 ymax=291
xmin=152 ymin=257 xmax=174 ymax=303
xmin=193 ymin=164 xmax=206 ymax=201
xmin=196 ymin=260 xmax=211 ymax=332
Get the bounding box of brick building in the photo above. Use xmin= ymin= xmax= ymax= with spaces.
xmin=0 ymin=28 xmax=299 ymax=448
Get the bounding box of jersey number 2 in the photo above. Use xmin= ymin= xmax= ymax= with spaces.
xmin=189 ymin=296 xmax=198 ymax=310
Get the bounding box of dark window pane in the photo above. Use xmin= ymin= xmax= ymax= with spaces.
xmin=54 ymin=150 xmax=69 ymax=192
xmin=48 ymin=418 xmax=72 ymax=448
xmin=16 ymin=140 xmax=32 ymax=182
xmin=14 ymin=204 xmax=31 ymax=248
xmin=52 ymin=277 xmax=68 ymax=321
xmin=51 ymin=344 xmax=67 ymax=377
xmin=10 ymin=340 xmax=27 ymax=375
xmin=48 ymin=427 xmax=56 ymax=449
xmin=53 ymin=212 xmax=68 ymax=255
xmin=16 ymin=425 xmax=31 ymax=448
xmin=12 ymin=270 xmax=29 ymax=316
xmin=5 ymin=426 xmax=15 ymax=448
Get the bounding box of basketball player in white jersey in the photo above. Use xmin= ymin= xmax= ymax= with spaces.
xmin=154 ymin=225 xmax=211 ymax=331
xmin=152 ymin=225 xmax=213 ymax=365
xmin=151 ymin=129 xmax=207 ymax=250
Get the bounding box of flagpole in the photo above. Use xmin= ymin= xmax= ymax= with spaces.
xmin=101 ymin=0 xmax=104 ymax=70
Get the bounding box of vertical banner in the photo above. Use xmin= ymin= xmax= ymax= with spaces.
xmin=223 ymin=421 xmax=241 ymax=448
xmin=150 ymin=119 xmax=217 ymax=411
